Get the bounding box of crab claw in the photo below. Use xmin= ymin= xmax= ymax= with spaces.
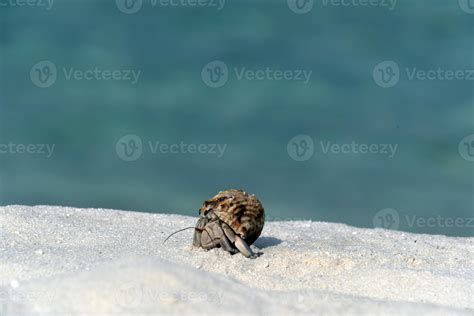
xmin=234 ymin=235 xmax=255 ymax=258
xmin=222 ymin=223 xmax=255 ymax=258
xmin=219 ymin=234 xmax=239 ymax=254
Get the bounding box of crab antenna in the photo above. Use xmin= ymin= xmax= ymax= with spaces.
xmin=163 ymin=227 xmax=202 ymax=244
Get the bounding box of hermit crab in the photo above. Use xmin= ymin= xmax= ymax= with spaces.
xmin=193 ymin=189 xmax=265 ymax=258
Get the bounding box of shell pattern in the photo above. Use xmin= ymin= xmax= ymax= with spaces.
xmin=199 ymin=189 xmax=265 ymax=245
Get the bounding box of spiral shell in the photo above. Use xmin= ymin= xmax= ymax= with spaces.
xmin=199 ymin=189 xmax=265 ymax=245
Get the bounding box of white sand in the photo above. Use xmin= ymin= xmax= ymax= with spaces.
xmin=1 ymin=205 xmax=473 ymax=316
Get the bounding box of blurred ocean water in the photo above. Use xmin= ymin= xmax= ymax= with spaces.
xmin=0 ymin=0 xmax=473 ymax=236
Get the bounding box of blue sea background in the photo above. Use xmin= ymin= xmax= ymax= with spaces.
xmin=1 ymin=0 xmax=473 ymax=236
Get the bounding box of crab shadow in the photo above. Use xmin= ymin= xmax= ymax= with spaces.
xmin=253 ymin=236 xmax=282 ymax=249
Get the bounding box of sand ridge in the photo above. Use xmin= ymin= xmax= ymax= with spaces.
xmin=1 ymin=205 xmax=473 ymax=315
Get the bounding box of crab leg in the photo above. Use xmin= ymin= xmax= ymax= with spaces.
xmin=193 ymin=216 xmax=208 ymax=247
xmin=222 ymin=223 xmax=236 ymax=243
xmin=221 ymin=223 xmax=242 ymax=254
xmin=234 ymin=235 xmax=255 ymax=258
xmin=219 ymin=233 xmax=238 ymax=254
xmin=223 ymin=222 xmax=254 ymax=257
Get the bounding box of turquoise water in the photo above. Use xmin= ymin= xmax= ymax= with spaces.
xmin=1 ymin=1 xmax=473 ymax=236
